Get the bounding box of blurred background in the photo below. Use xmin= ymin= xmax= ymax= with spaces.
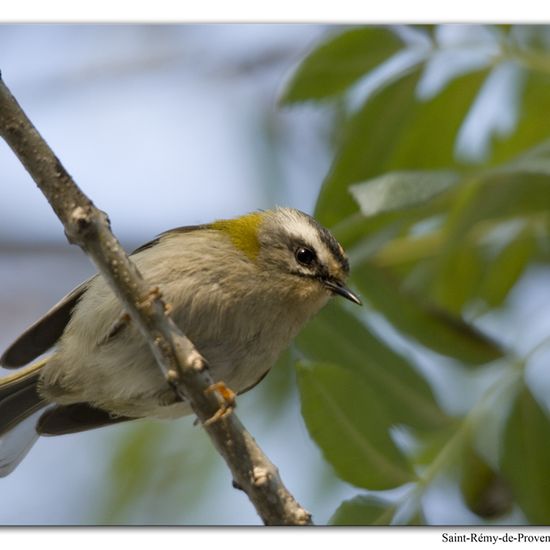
xmin=1 ymin=24 xmax=550 ymax=526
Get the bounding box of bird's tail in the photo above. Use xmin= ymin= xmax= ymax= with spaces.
xmin=0 ymin=358 xmax=49 ymax=477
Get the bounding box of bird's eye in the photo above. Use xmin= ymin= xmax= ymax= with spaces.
xmin=295 ymin=246 xmax=316 ymax=267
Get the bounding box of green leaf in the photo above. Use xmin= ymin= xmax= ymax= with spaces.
xmin=489 ymin=73 xmax=550 ymax=166
xmin=391 ymin=67 xmax=494 ymax=161
xmin=330 ymin=494 xmax=426 ymax=525
xmin=432 ymin=241 xmax=484 ymax=314
xmin=498 ymin=139 xmax=550 ymax=177
xmin=450 ymin=172 xmax=550 ymax=231
xmin=411 ymin=24 xmax=436 ymax=38
xmin=330 ymin=495 xmax=397 ymax=525
xmin=315 ymin=68 xmax=489 ymax=227
xmin=280 ymin=26 xmax=404 ymax=104
xmin=297 ymin=361 xmax=415 ymax=490
xmin=296 ymin=301 xmax=449 ymax=431
xmin=315 ymin=69 xmax=420 ymax=226
xmin=350 ymin=170 xmax=460 ymax=217
xmin=436 ymin=171 xmax=550 ymax=287
xmin=425 ymin=169 xmax=550 ymax=314
xmin=501 ymin=385 xmax=550 ymax=524
xmin=478 ymin=226 xmax=537 ymax=308
xmin=352 ymin=263 xmax=504 ymax=365
xmin=509 ymin=26 xmax=550 ymax=54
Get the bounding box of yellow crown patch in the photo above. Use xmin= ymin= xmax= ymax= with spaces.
xmin=210 ymin=212 xmax=263 ymax=260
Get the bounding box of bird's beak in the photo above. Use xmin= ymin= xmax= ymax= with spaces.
xmin=324 ymin=279 xmax=362 ymax=305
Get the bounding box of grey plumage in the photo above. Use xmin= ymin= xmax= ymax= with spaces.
xmin=0 ymin=207 xmax=359 ymax=476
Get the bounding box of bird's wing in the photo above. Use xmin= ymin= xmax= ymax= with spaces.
xmin=2 ymin=224 xmax=208 ymax=369
xmin=0 ymin=280 xmax=91 ymax=368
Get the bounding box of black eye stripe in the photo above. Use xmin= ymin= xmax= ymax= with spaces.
xmin=306 ymin=218 xmax=350 ymax=275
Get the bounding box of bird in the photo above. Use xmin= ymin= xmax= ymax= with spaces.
xmin=0 ymin=207 xmax=361 ymax=476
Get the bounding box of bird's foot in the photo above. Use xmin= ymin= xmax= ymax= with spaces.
xmin=203 ymin=381 xmax=236 ymax=425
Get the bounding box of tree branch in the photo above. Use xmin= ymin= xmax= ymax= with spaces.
xmin=0 ymin=72 xmax=312 ymax=526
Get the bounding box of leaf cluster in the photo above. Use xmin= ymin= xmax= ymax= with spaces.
xmin=282 ymin=24 xmax=550 ymax=525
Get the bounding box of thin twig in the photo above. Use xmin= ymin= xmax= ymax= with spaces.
xmin=0 ymin=72 xmax=312 ymax=526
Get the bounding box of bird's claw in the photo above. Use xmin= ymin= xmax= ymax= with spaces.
xmin=203 ymin=381 xmax=236 ymax=425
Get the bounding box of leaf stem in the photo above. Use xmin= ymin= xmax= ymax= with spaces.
xmin=396 ymin=362 xmax=523 ymax=522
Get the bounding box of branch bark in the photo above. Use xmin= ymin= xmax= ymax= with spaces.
xmin=0 ymin=72 xmax=313 ymax=526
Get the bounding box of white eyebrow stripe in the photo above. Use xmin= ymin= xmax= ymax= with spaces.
xmin=277 ymin=209 xmax=334 ymax=267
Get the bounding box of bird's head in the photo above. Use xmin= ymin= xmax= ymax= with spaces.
xmin=212 ymin=208 xmax=361 ymax=307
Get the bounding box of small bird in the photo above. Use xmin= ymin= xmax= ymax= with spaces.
xmin=0 ymin=207 xmax=360 ymax=476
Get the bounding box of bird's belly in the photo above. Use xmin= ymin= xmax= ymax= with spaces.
xmin=40 ymin=317 xmax=285 ymax=420
xmin=39 ymin=270 xmax=319 ymax=420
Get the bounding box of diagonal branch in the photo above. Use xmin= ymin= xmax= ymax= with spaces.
xmin=0 ymin=72 xmax=313 ymax=526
